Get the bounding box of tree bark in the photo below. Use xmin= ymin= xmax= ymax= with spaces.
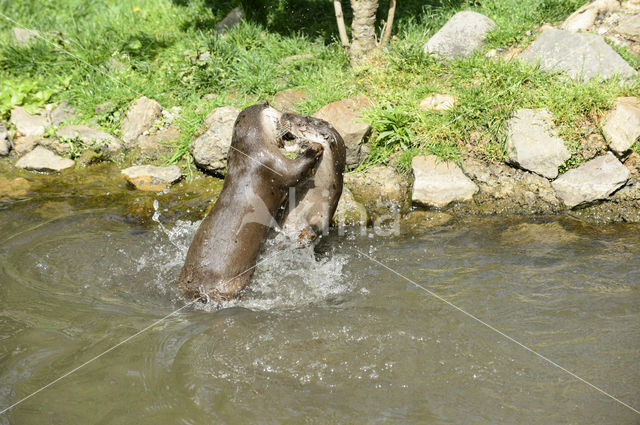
xmin=380 ymin=0 xmax=396 ymax=47
xmin=333 ymin=0 xmax=350 ymax=47
xmin=349 ymin=0 xmax=379 ymax=60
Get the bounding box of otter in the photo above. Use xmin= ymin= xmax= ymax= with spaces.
xmin=178 ymin=103 xmax=323 ymax=303
xmin=275 ymin=113 xmax=346 ymax=245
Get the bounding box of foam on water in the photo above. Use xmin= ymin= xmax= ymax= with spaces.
xmin=150 ymin=204 xmax=351 ymax=312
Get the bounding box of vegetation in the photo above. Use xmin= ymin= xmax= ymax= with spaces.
xmin=0 ymin=0 xmax=638 ymax=174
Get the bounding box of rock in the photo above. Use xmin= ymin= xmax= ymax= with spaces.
xmin=506 ymin=108 xmax=570 ymax=179
xmin=272 ymin=89 xmax=308 ymax=111
xmin=332 ymin=187 xmax=369 ymax=226
xmin=121 ymin=96 xmax=163 ymax=149
xmin=562 ymin=0 xmax=621 ymax=32
xmin=461 ymin=159 xmax=563 ymax=214
xmin=419 ymin=94 xmax=457 ymax=111
xmin=314 ymin=97 xmax=373 ymax=169
xmin=0 ymin=122 xmax=11 ymax=155
xmin=344 ymin=166 xmax=412 ymax=218
xmin=602 ymin=97 xmax=640 ymax=155
xmin=423 ymin=11 xmax=497 ymax=59
xmin=121 ymin=165 xmax=182 ymax=191
xmin=519 ymin=28 xmax=637 ymax=81
xmin=57 ymin=125 xmax=122 ymax=156
xmin=282 ymin=54 xmax=315 ymax=63
xmin=49 ymin=101 xmax=75 ymax=126
xmin=411 ymin=155 xmax=478 ymax=208
xmin=13 ymin=136 xmax=41 ymax=156
xmin=216 ymin=7 xmax=244 ymax=33
xmin=624 ymin=152 xmax=640 ymax=175
xmin=0 ymin=177 xmax=31 ymax=200
xmin=11 ymin=28 xmax=39 ymax=46
xmin=552 ymin=152 xmax=630 ymax=207
xmin=15 ymin=146 xmax=75 ymax=172
xmin=190 ymin=106 xmax=241 ymax=175
xmin=136 ymin=126 xmax=181 ymax=160
xmin=10 ymin=106 xmax=48 ymax=138
xmin=616 ymin=13 xmax=640 ymax=39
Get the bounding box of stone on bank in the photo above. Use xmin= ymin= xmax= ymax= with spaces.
xmin=15 ymin=146 xmax=75 ymax=172
xmin=411 ymin=155 xmax=478 ymax=208
xmin=552 ymin=152 xmax=630 ymax=208
xmin=506 ymin=108 xmax=570 ymax=179
xmin=121 ymin=165 xmax=182 ymax=192
xmin=601 ymin=96 xmax=640 ymax=156
xmin=190 ymin=106 xmax=241 ymax=175
xmin=423 ymin=11 xmax=496 ymax=59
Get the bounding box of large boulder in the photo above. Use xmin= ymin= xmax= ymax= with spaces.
xmin=57 ymin=125 xmax=122 ymax=157
xmin=121 ymin=96 xmax=163 ymax=149
xmin=190 ymin=106 xmax=241 ymax=175
xmin=462 ymin=159 xmax=563 ymax=214
xmin=314 ymin=97 xmax=372 ymax=169
xmin=519 ymin=28 xmax=637 ymax=81
xmin=602 ymin=97 xmax=640 ymax=156
xmin=411 ymin=155 xmax=478 ymax=208
xmin=506 ymin=108 xmax=570 ymax=179
xmin=423 ymin=11 xmax=497 ymax=59
xmin=0 ymin=123 xmax=11 ymax=156
xmin=552 ymin=152 xmax=630 ymax=208
xmin=344 ymin=165 xmax=412 ymax=218
xmin=15 ymin=146 xmax=75 ymax=172
xmin=121 ymin=165 xmax=182 ymax=192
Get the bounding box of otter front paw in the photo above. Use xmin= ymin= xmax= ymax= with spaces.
xmin=304 ymin=142 xmax=324 ymax=159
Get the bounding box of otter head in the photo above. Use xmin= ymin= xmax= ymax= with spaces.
xmin=277 ymin=112 xmax=335 ymax=156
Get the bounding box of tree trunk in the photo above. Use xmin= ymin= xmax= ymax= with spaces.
xmin=380 ymin=0 xmax=396 ymax=47
xmin=349 ymin=0 xmax=379 ymax=60
xmin=333 ymin=0 xmax=350 ymax=47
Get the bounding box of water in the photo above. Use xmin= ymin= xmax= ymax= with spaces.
xmin=0 ymin=194 xmax=639 ymax=424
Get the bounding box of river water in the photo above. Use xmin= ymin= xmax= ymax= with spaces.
xmin=0 ymin=183 xmax=639 ymax=424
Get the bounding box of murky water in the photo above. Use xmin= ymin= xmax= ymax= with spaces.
xmin=1 ymin=182 xmax=639 ymax=423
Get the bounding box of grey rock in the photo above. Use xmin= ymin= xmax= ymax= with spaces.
xmin=519 ymin=28 xmax=637 ymax=81
xmin=94 ymin=101 xmax=114 ymax=116
xmin=11 ymin=27 xmax=39 ymax=46
xmin=344 ymin=166 xmax=413 ymax=218
xmin=552 ymin=152 xmax=630 ymax=207
xmin=190 ymin=106 xmax=240 ymax=175
xmin=314 ymin=97 xmax=373 ymax=169
xmin=562 ymin=0 xmax=620 ymax=32
xmin=0 ymin=123 xmax=11 ymax=156
xmin=121 ymin=165 xmax=182 ymax=192
xmin=136 ymin=126 xmax=181 ymax=160
xmin=216 ymin=7 xmax=244 ymax=33
xmin=423 ymin=11 xmax=497 ymax=59
xmin=506 ymin=108 xmax=570 ymax=179
xmin=616 ymin=12 xmax=640 ymax=40
xmin=57 ymin=125 xmax=122 ymax=156
xmin=15 ymin=146 xmax=75 ymax=172
xmin=602 ymin=96 xmax=640 ymax=155
xmin=121 ymin=96 xmax=163 ymax=148
xmin=411 ymin=155 xmax=478 ymax=208
xmin=462 ymin=159 xmax=563 ymax=214
xmin=10 ymin=106 xmax=49 ymax=138
xmin=49 ymin=101 xmax=75 ymax=126
xmin=332 ymin=187 xmax=369 ymax=227
xmin=13 ymin=136 xmax=41 ymax=156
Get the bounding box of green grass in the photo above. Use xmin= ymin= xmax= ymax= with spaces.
xmin=0 ymin=0 xmax=638 ymax=174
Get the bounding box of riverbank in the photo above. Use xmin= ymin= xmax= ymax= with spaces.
xmin=1 ymin=0 xmax=639 ymax=223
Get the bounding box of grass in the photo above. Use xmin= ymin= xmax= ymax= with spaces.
xmin=0 ymin=0 xmax=638 ymax=175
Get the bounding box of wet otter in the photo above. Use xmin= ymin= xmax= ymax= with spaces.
xmin=276 ymin=113 xmax=346 ymax=245
xmin=178 ymin=103 xmax=323 ymax=303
